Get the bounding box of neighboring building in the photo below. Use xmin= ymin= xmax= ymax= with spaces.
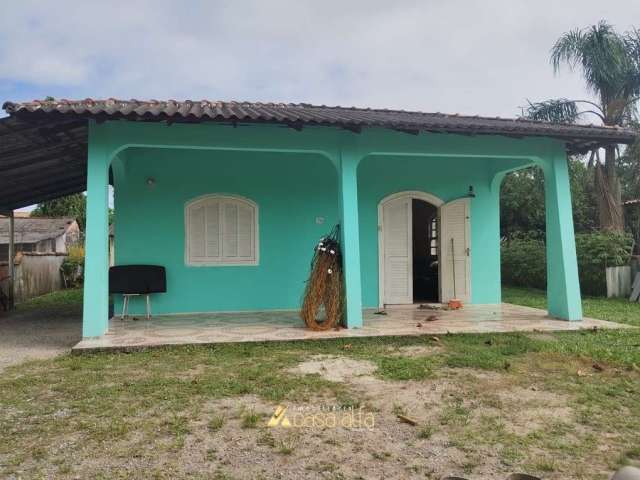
xmin=0 ymin=216 xmax=80 ymax=258
xmin=0 ymin=216 xmax=80 ymax=303
xmin=0 ymin=99 xmax=637 ymax=339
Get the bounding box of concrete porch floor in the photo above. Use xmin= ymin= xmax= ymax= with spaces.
xmin=72 ymin=303 xmax=629 ymax=352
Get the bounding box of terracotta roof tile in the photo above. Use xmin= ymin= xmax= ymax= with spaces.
xmin=3 ymin=98 xmax=637 ymax=143
xmin=1 ymin=98 xmax=637 ymax=212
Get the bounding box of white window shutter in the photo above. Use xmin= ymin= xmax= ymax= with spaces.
xmin=189 ymin=205 xmax=206 ymax=259
xmin=186 ymin=195 xmax=258 ymax=266
xmin=205 ymin=201 xmax=221 ymax=258
xmin=222 ymin=201 xmax=239 ymax=258
xmin=237 ymin=203 xmax=254 ymax=258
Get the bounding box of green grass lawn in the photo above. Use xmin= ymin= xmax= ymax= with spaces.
xmin=14 ymin=287 xmax=83 ymax=314
xmin=1 ymin=287 xmax=639 ymax=479
xmin=503 ymin=286 xmax=640 ymax=326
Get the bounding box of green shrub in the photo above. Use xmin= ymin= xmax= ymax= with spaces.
xmin=501 ymin=232 xmax=633 ymax=296
xmin=575 ymin=232 xmax=633 ymax=295
xmin=501 ymin=233 xmax=546 ymax=290
xmin=60 ymin=244 xmax=85 ymax=288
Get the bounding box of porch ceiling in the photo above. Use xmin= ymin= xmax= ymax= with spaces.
xmin=1 ymin=98 xmax=638 ymax=211
xmin=0 ymin=115 xmax=88 ymax=211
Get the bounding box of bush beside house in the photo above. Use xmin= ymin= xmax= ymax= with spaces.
xmin=60 ymin=244 xmax=85 ymax=288
xmin=501 ymin=232 xmax=634 ymax=296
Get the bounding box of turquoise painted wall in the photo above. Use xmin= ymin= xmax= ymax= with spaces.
xmin=357 ymin=155 xmax=503 ymax=307
xmin=114 ymin=148 xmax=339 ymax=314
xmin=114 ymin=144 xmax=527 ymax=314
xmin=82 ymin=120 xmax=581 ymax=335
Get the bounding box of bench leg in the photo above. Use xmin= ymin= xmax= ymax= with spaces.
xmin=146 ymin=294 xmax=151 ymax=320
xmin=121 ymin=295 xmax=128 ymax=319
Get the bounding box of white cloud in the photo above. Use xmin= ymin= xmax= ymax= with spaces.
xmin=1 ymin=0 xmax=639 ymax=117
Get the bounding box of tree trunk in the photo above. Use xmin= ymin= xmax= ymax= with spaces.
xmin=596 ymin=145 xmax=624 ymax=231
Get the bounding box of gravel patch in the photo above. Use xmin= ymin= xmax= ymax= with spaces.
xmin=0 ymin=308 xmax=81 ymax=372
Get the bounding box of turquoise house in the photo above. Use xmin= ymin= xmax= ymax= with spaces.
xmin=1 ymin=99 xmax=636 ymax=338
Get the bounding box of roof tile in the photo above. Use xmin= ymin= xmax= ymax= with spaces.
xmin=3 ymin=98 xmax=636 ymax=143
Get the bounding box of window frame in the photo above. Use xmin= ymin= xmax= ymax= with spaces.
xmin=184 ymin=194 xmax=259 ymax=267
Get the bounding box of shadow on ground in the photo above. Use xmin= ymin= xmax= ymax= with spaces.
xmin=0 ymin=294 xmax=82 ymax=371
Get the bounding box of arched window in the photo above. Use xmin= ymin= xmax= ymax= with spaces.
xmin=429 ymin=216 xmax=438 ymax=256
xmin=185 ymin=195 xmax=258 ymax=266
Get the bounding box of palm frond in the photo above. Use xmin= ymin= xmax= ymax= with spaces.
xmin=521 ymin=99 xmax=579 ymax=123
xmin=623 ymin=28 xmax=640 ymax=70
xmin=552 ymin=21 xmax=628 ymax=104
xmin=551 ymin=27 xmax=587 ymax=73
xmin=620 ymin=28 xmax=640 ymax=120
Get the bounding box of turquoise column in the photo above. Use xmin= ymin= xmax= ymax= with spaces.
xmin=82 ymin=123 xmax=111 ymax=337
xmin=542 ymin=151 xmax=582 ymax=320
xmin=472 ymin=176 xmax=502 ymax=304
xmin=339 ymin=145 xmax=363 ymax=328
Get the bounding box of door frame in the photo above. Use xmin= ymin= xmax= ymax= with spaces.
xmin=378 ymin=191 xmax=444 ymax=308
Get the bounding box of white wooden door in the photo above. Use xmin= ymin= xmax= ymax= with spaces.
xmin=381 ymin=196 xmax=413 ymax=304
xmin=440 ymin=198 xmax=471 ymax=303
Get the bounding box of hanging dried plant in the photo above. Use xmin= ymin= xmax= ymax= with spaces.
xmin=300 ymin=225 xmax=344 ymax=331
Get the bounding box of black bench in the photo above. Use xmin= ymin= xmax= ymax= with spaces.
xmin=109 ymin=265 xmax=166 ymax=319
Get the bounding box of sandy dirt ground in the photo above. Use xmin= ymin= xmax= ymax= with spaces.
xmin=0 ymin=308 xmax=81 ymax=372
xmin=167 ymin=353 xmax=579 ymax=480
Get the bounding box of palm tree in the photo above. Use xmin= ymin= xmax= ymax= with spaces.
xmin=524 ymin=21 xmax=640 ymax=231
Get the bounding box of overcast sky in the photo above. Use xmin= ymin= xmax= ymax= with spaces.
xmin=1 ymin=1 xmax=639 ymax=118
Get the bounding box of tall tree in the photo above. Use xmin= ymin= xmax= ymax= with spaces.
xmin=500 ymin=159 xmax=597 ymax=238
xmin=31 ymin=193 xmax=87 ymax=230
xmin=524 ymin=21 xmax=640 ymax=231
xmin=618 ymin=127 xmax=640 ymax=246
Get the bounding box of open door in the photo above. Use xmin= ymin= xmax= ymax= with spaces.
xmin=381 ymin=196 xmax=413 ymax=304
xmin=440 ymin=198 xmax=471 ymax=303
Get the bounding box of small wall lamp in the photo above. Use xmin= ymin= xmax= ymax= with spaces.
xmin=467 ymin=185 xmax=476 ymax=198
xmin=146 ymin=177 xmax=156 ymax=187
